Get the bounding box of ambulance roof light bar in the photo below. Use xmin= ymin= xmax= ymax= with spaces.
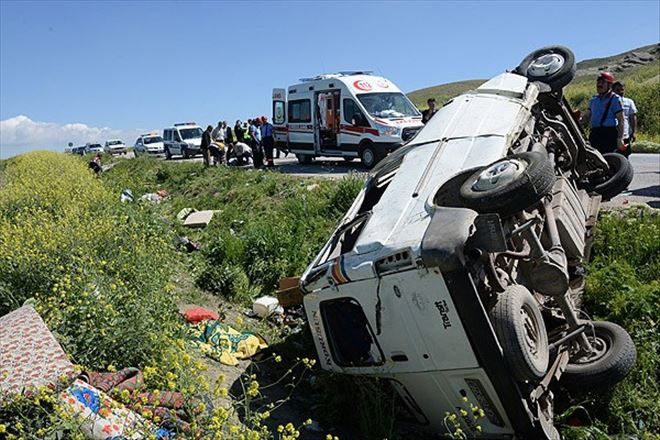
xmin=299 ymin=71 xmax=374 ymax=82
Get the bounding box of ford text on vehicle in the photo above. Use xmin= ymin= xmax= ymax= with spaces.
xmin=272 ymin=72 xmax=424 ymax=168
xmin=300 ymin=47 xmax=635 ymax=439
xmin=163 ymin=123 xmax=203 ymax=160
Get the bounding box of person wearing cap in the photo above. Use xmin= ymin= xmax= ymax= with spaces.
xmin=581 ymin=72 xmax=625 ymax=155
xmin=421 ymin=98 xmax=437 ymax=124
xmin=612 ymin=81 xmax=638 ymax=158
xmin=260 ymin=116 xmax=275 ymax=167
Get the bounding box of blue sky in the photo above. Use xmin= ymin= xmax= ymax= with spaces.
xmin=1 ymin=0 xmax=658 ymax=157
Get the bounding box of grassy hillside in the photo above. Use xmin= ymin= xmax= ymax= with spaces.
xmin=407 ymin=44 xmax=660 ymax=143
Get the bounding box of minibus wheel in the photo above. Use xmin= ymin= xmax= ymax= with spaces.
xmin=562 ymin=321 xmax=636 ymax=388
xmin=490 ymin=285 xmax=549 ymax=382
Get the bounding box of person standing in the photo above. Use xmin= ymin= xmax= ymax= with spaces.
xmin=260 ymin=116 xmax=275 ymax=167
xmin=421 ymin=98 xmax=437 ymax=124
xmin=212 ymin=121 xmax=225 ymax=143
xmin=201 ymin=125 xmax=213 ymax=167
xmin=612 ymin=81 xmax=638 ymax=158
xmin=249 ymin=118 xmax=263 ymax=168
xmin=224 ymin=121 xmax=234 ymax=163
xmin=580 ymin=72 xmax=625 ymax=155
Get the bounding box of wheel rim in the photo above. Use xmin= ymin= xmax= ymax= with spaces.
xmin=471 ymin=159 xmax=526 ymax=192
xmin=527 ymin=53 xmax=565 ymax=77
xmin=521 ymin=304 xmax=542 ymax=359
xmin=362 ymin=149 xmax=374 ymax=166
xmin=571 ymin=335 xmax=609 ymax=365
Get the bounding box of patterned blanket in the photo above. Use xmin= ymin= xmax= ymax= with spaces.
xmin=188 ymin=321 xmax=268 ymax=366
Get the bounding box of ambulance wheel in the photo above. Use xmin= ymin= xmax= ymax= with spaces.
xmin=360 ymin=143 xmax=380 ymax=169
xmin=490 ymin=285 xmax=549 ymax=382
xmin=296 ymin=154 xmax=313 ymax=165
xmin=515 ymin=46 xmax=576 ymax=92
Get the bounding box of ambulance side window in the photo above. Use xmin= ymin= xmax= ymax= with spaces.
xmin=289 ymin=99 xmax=311 ymax=123
xmin=344 ymin=99 xmax=368 ymax=127
xmin=273 ymin=101 xmax=285 ymax=124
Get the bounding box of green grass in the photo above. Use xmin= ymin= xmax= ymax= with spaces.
xmin=560 ymin=208 xmax=660 ymax=438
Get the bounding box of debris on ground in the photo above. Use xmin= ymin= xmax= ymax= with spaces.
xmin=120 ymin=189 xmax=134 ymax=203
xmin=59 ymin=378 xmax=175 ymax=440
xmin=188 ymin=320 xmax=268 ymax=366
xmin=252 ymin=296 xmax=282 ymax=319
xmin=183 ymin=306 xmax=220 ymax=324
xmin=0 ymin=305 xmax=76 ymax=395
xmin=183 ymin=210 xmax=215 ymax=228
xmin=276 ymin=276 xmax=303 ymax=307
xmin=174 ymin=236 xmax=201 ymax=252
xmin=177 ymin=207 xmax=196 ymax=221
xmin=140 ymin=192 xmax=163 ymax=204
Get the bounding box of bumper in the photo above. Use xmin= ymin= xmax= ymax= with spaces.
xmin=108 ymin=148 xmax=127 ymax=154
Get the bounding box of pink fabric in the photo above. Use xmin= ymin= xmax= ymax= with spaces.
xmin=0 ymin=306 xmax=75 ymax=395
xmin=183 ymin=307 xmax=219 ymax=324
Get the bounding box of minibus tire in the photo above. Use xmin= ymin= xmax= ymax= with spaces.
xmin=459 ymin=151 xmax=555 ymax=217
xmin=490 ymin=285 xmax=549 ymax=382
xmin=590 ymin=153 xmax=633 ymax=201
xmin=562 ymin=321 xmax=636 ymax=389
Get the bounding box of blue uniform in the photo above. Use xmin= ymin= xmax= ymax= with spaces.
xmin=589 ymin=92 xmax=623 ymax=128
xmin=588 ymin=92 xmax=623 ymax=154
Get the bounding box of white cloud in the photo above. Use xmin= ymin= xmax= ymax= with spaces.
xmin=0 ymin=115 xmax=148 ymax=159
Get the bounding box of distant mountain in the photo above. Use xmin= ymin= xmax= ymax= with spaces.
xmin=407 ymin=43 xmax=660 ymax=108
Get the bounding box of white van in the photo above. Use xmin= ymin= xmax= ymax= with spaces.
xmin=163 ymin=122 xmax=203 ymax=160
xmin=272 ymin=72 xmax=423 ymax=168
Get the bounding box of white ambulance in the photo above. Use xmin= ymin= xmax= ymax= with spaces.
xmin=272 ymin=72 xmax=424 ymax=168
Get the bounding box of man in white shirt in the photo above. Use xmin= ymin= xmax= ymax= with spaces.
xmin=612 ymin=81 xmax=638 ymax=158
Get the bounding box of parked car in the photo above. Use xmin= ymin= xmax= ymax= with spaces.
xmin=163 ymin=122 xmax=203 ymax=159
xmin=134 ymin=133 xmax=165 ymax=157
xmin=300 ymin=46 xmax=635 ymax=439
xmin=86 ymin=143 xmax=104 ymax=154
xmin=104 ymin=139 xmax=127 ymax=155
xmin=71 ymin=145 xmax=87 ymax=155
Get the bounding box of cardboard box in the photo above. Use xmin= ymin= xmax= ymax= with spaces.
xmin=276 ymin=276 xmax=303 ymax=306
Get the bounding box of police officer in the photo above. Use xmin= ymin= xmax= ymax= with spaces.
xmin=581 ymin=72 xmax=625 ymax=155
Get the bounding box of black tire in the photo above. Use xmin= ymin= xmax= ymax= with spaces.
xmin=516 ymin=46 xmax=576 ymax=91
xmin=459 ymin=151 xmax=555 ymax=217
xmin=562 ymin=321 xmax=636 ymax=388
xmin=296 ymin=154 xmax=313 ymax=165
xmin=490 ymin=285 xmax=549 ymax=382
xmin=590 ymin=153 xmax=634 ymax=201
xmin=360 ymin=144 xmax=380 ymax=169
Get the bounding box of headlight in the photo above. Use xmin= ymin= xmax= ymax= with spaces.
xmin=375 ymin=122 xmax=400 ymax=137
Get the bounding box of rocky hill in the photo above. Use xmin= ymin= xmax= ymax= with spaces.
xmin=408 ymin=43 xmax=660 ymax=108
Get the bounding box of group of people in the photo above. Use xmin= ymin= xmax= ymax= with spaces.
xmin=200 ymin=117 xmax=288 ymax=168
xmin=420 ymin=72 xmax=639 ymax=158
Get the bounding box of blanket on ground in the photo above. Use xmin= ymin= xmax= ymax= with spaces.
xmin=188 ymin=321 xmax=267 ymax=366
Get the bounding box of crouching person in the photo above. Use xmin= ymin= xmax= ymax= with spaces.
xmin=209 ymin=141 xmax=225 ymax=166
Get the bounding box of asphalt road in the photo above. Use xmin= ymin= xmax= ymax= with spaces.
xmin=125 ymin=152 xmax=659 ymax=208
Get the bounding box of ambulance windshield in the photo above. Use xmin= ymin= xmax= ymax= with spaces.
xmin=357 ymin=93 xmax=420 ymax=119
